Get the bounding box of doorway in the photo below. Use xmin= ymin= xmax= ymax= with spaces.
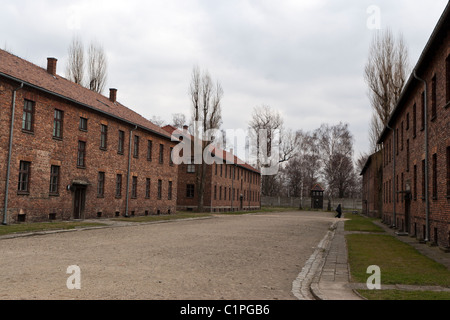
xmin=73 ymin=186 xmax=86 ymax=220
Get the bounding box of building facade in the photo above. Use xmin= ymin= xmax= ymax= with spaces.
xmin=360 ymin=150 xmax=383 ymax=218
xmin=163 ymin=125 xmax=261 ymax=212
xmin=0 ymin=50 xmax=178 ymax=224
xmin=377 ymin=3 xmax=450 ymax=248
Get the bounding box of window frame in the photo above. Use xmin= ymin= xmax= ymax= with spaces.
xmin=97 ymin=172 xmax=105 ymax=198
xmin=22 ymin=100 xmax=35 ymax=133
xmin=49 ymin=165 xmax=60 ymax=196
xmin=18 ymin=161 xmax=31 ymax=194
xmin=77 ymin=141 xmax=86 ymax=168
xmin=100 ymin=124 xmax=108 ymax=150
xmin=53 ymin=109 xmax=64 ymax=139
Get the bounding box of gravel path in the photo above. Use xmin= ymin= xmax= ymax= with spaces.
xmin=0 ymin=211 xmax=335 ymax=300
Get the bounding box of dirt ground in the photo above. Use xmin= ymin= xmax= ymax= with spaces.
xmin=0 ymin=211 xmax=335 ymax=300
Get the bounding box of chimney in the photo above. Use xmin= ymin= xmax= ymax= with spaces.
xmin=109 ymin=88 xmax=117 ymax=103
xmin=47 ymin=57 xmax=58 ymax=76
xmin=183 ymin=125 xmax=189 ymax=132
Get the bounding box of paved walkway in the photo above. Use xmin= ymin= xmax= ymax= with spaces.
xmin=309 ymin=214 xmax=450 ymax=300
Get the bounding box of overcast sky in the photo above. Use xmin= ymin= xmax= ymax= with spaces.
xmin=1 ymin=0 xmax=448 ymax=160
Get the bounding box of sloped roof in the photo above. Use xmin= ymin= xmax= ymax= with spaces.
xmin=311 ymin=184 xmax=324 ymax=192
xmin=162 ymin=125 xmax=260 ymax=174
xmin=0 ymin=49 xmax=171 ymax=140
xmin=377 ymin=2 xmax=450 ymax=144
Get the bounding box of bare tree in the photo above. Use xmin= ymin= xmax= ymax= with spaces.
xmin=172 ymin=113 xmax=187 ymax=128
xmin=317 ymin=123 xmax=357 ymax=198
xmin=189 ymin=66 xmax=223 ymax=212
xmin=248 ymin=105 xmax=283 ymax=170
xmin=149 ymin=115 xmax=165 ymax=127
xmin=87 ymin=41 xmax=108 ymax=94
xmin=66 ymin=36 xmax=85 ymax=85
xmin=365 ymin=29 xmax=409 ymax=152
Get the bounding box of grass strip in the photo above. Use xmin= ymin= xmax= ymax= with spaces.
xmin=347 ymin=233 xmax=450 ymax=287
xmin=0 ymin=221 xmax=106 ymax=237
xmin=344 ymin=214 xmax=384 ymax=233
xmin=357 ymin=290 xmax=450 ymax=300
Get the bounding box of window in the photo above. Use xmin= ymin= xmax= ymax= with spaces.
xmin=406 ymin=139 xmax=410 ymax=172
xmin=146 ymin=178 xmax=151 ymax=199
xmin=97 ymin=172 xmax=105 ymax=197
xmin=186 ymin=184 xmax=195 ymax=198
xmin=157 ymin=180 xmax=162 ymax=200
xmin=187 ymin=157 xmax=195 ymax=173
xmin=159 ymin=144 xmax=164 ymax=164
xmin=401 ymin=121 xmax=404 ymax=151
xmin=77 ymin=141 xmax=86 ymax=168
xmin=414 ymin=165 xmax=417 ymax=200
xmin=147 ymin=140 xmax=153 ymax=161
xmin=406 ymin=113 xmax=410 ymax=130
xmin=53 ymin=109 xmax=64 ymax=139
xmin=118 ymin=130 xmax=125 ymax=154
xmin=79 ymin=117 xmax=88 ymax=131
xmin=18 ymin=161 xmax=31 ymax=193
xmin=432 ymin=153 xmax=437 ymax=200
xmin=49 ymin=165 xmax=60 ymax=195
xmin=214 ymin=185 xmax=217 ymax=200
xmin=170 ymin=147 xmax=174 ymax=166
xmin=447 ymin=147 xmax=450 ymax=198
xmin=132 ymin=176 xmax=138 ymax=198
xmin=422 ymin=159 xmax=426 ymax=201
xmin=413 ymin=103 xmax=417 ymax=138
xmin=219 ymin=186 xmax=222 ymax=200
xmin=431 ymin=74 xmax=437 ymax=119
xmin=133 ymin=135 xmax=139 ymax=158
xmin=116 ymin=174 xmax=122 ymax=198
xmin=421 ymin=91 xmax=425 ymax=130
xmin=168 ymin=181 xmax=173 ymax=200
xmin=100 ymin=124 xmax=108 ymax=150
xmin=22 ymin=100 xmax=34 ymax=132
xmin=446 ymin=54 xmax=450 ymax=104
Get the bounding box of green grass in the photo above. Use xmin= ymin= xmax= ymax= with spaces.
xmin=347 ymin=233 xmax=450 ymax=287
xmin=344 ymin=214 xmax=384 ymax=233
xmin=345 ymin=214 xmax=450 ymax=300
xmin=112 ymin=212 xmax=212 ymax=223
xmin=0 ymin=221 xmax=106 ymax=237
xmin=357 ymin=290 xmax=450 ymax=300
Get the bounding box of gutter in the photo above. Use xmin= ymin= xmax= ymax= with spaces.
xmin=2 ymin=82 xmax=24 ymax=225
xmin=413 ymin=70 xmax=430 ymax=242
xmin=125 ymin=125 xmax=138 ymax=218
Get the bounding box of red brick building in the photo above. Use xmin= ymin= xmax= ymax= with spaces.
xmin=360 ymin=150 xmax=383 ymax=218
xmin=163 ymin=125 xmax=261 ymax=212
xmin=377 ymin=3 xmax=450 ymax=248
xmin=0 ymin=49 xmax=178 ymax=224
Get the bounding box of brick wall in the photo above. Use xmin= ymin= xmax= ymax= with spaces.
xmin=0 ymin=77 xmax=178 ymax=223
xmin=380 ymin=25 xmax=450 ymax=247
xmin=176 ymin=162 xmax=261 ymax=212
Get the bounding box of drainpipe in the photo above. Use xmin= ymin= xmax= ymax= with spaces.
xmin=413 ymin=70 xmax=429 ymax=242
xmin=125 ymin=125 xmax=138 ymax=218
xmin=386 ymin=124 xmax=396 ymax=228
xmin=2 ymin=82 xmax=24 ymax=225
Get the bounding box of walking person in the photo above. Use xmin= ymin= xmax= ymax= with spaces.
xmin=335 ymin=204 xmax=342 ymax=218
